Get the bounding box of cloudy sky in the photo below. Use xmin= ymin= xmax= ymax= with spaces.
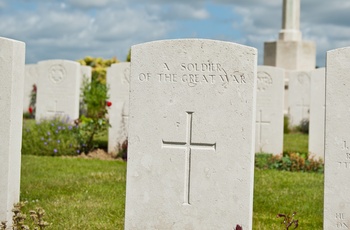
xmin=1 ymin=0 xmax=349 ymax=67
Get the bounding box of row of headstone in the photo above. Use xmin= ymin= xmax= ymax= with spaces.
xmin=106 ymin=63 xmax=325 ymax=159
xmin=23 ymin=60 xmax=92 ymax=121
xmin=1 ymin=35 xmax=348 ymax=229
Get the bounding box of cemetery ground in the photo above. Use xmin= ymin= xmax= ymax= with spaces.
xmin=17 ymin=119 xmax=323 ymax=229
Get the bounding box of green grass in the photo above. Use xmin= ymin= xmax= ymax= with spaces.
xmin=20 ymin=155 xmax=126 ymax=229
xmin=253 ymin=170 xmax=323 ymax=229
xmin=284 ymin=132 xmax=309 ymax=154
xmin=20 ymin=153 xmax=323 ymax=229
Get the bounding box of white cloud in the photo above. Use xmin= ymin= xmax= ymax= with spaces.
xmin=0 ymin=2 xmax=171 ymax=63
xmin=1 ymin=0 xmax=349 ymax=67
xmin=66 ymin=0 xmax=121 ymax=8
xmin=0 ymin=1 xmax=6 ymax=9
xmin=167 ymin=4 xmax=210 ymax=20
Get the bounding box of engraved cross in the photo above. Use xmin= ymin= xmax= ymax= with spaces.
xmin=47 ymin=100 xmax=64 ymax=116
xmin=162 ymin=112 xmax=216 ymax=205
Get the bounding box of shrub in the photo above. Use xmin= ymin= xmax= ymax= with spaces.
xmin=269 ymin=152 xmax=323 ymax=173
xmin=255 ymin=152 xmax=324 ymax=173
xmin=78 ymin=56 xmax=118 ymax=84
xmin=78 ymin=75 xmax=111 ymax=153
xmin=296 ymin=118 xmax=309 ymax=134
xmin=23 ymin=84 xmax=37 ymax=119
xmin=284 ymin=115 xmax=290 ymax=134
xmin=255 ymin=153 xmax=272 ymax=169
xmin=22 ymin=117 xmax=81 ymax=156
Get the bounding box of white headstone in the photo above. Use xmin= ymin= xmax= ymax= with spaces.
xmin=256 ymin=66 xmax=284 ymax=154
xmin=324 ymin=47 xmax=350 ymax=229
xmin=125 ymin=39 xmax=257 ymax=229
xmin=106 ymin=62 xmax=130 ymax=153
xmin=287 ymin=70 xmax=311 ymax=127
xmin=0 ymin=37 xmax=25 ymax=225
xmin=36 ymin=60 xmax=81 ymax=121
xmin=308 ymin=68 xmax=325 ymax=159
xmin=23 ymin=64 xmax=38 ymax=113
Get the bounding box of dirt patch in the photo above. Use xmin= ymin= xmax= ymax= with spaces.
xmin=63 ymin=149 xmax=122 ymax=161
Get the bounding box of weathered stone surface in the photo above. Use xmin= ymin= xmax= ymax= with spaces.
xmin=36 ymin=60 xmax=81 ymax=121
xmin=324 ymin=47 xmax=350 ymax=229
xmin=308 ymin=68 xmax=325 ymax=159
xmin=125 ymin=39 xmax=257 ymax=229
xmin=256 ymin=66 xmax=284 ymax=154
xmin=287 ymin=70 xmax=311 ymax=127
xmin=106 ymin=62 xmax=130 ymax=153
xmin=0 ymin=37 xmax=25 ymax=225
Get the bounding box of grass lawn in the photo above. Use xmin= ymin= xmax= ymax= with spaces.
xmin=284 ymin=132 xmax=309 ymax=154
xmin=20 ymin=146 xmax=323 ymax=229
xmin=20 ymin=156 xmax=126 ymax=229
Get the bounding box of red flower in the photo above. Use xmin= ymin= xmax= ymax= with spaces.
xmin=28 ymin=107 xmax=33 ymax=114
xmin=106 ymin=101 xmax=112 ymax=107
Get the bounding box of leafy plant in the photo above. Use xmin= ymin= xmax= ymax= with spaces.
xmin=23 ymin=84 xmax=37 ymax=119
xmin=255 ymin=152 xmax=324 ymax=173
xmin=255 ymin=153 xmax=272 ymax=169
xmin=126 ymin=49 xmax=131 ymax=62
xmin=296 ymin=118 xmax=309 ymax=134
xmin=22 ymin=118 xmax=81 ymax=156
xmin=78 ymin=56 xmax=118 ymax=84
xmin=77 ymin=76 xmax=111 ymax=153
xmin=284 ymin=115 xmax=290 ymax=134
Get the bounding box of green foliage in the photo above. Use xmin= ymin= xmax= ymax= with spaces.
xmin=284 ymin=115 xmax=290 ymax=134
xmin=22 ymin=118 xmax=80 ymax=156
xmin=78 ymin=56 xmax=118 ymax=84
xmin=255 ymin=153 xmax=324 ymax=173
xmin=254 ymin=153 xmax=272 ymax=169
xmin=76 ymin=56 xmax=117 ymax=153
xmin=75 ymin=115 xmax=109 ymax=153
xmin=23 ymin=84 xmax=37 ymax=119
xmin=284 ymin=115 xmax=309 ymax=135
xmin=296 ymin=118 xmax=309 ymax=134
xmin=78 ymin=74 xmax=111 ymax=153
xmin=81 ymin=77 xmax=109 ymax=119
xmin=126 ymin=49 xmax=131 ymax=62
